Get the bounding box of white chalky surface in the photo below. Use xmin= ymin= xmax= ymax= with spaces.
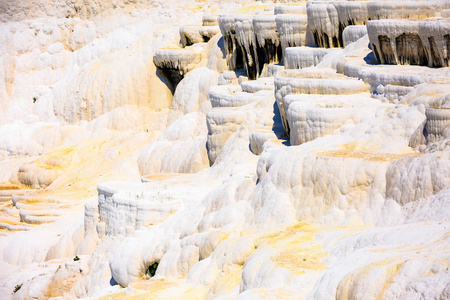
xmin=0 ymin=0 xmax=450 ymax=299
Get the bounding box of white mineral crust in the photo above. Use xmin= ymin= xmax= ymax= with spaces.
xmin=1 ymin=0 xmax=450 ymax=299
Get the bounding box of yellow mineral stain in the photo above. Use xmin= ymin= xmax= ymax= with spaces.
xmin=207 ymin=266 xmax=243 ymax=297
xmin=317 ymin=149 xmax=418 ymax=162
xmin=0 ymin=218 xmax=20 ymax=225
xmin=233 ymin=4 xmax=273 ymax=14
xmin=128 ymin=278 xmax=177 ymax=293
xmin=252 ymin=287 xmax=299 ymax=299
xmin=336 ymin=257 xmax=402 ymax=299
xmin=258 ymin=222 xmax=318 ymax=245
xmin=100 ymin=278 xmax=205 ymax=300
xmin=255 ymin=222 xmax=330 ymax=275
xmin=375 ymin=261 xmax=405 ymax=299
xmin=0 ymin=184 xmax=20 ymax=190
xmin=271 ymin=244 xmax=328 ymax=275
xmin=144 ymin=173 xmax=183 ymax=181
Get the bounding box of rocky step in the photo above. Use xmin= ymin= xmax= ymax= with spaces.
xmin=202 ymin=15 xmax=219 ymax=26
xmin=249 ymin=126 xmax=287 ymax=155
xmin=342 ymin=25 xmax=367 ymax=47
xmin=179 ymin=25 xmax=220 ymax=47
xmin=153 ymin=44 xmax=206 ymax=89
xmin=284 ymin=47 xmax=339 ymax=69
xmin=206 ymin=107 xmax=246 ymax=164
xmin=274 ymin=67 xmax=367 ymax=134
xmin=240 ymin=77 xmax=274 ymax=93
xmin=284 ymin=93 xmax=391 ymax=145
xmin=343 ymin=64 xmax=450 ymax=96
xmin=208 ymin=84 xmax=272 ymax=108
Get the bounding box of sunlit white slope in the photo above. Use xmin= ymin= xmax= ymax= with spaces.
xmin=0 ymin=0 xmax=450 ymax=299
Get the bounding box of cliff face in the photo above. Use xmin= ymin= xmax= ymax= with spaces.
xmin=1 ymin=1 xmax=450 ymax=299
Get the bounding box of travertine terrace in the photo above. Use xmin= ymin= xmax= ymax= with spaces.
xmin=1 ymin=0 xmax=450 ymax=299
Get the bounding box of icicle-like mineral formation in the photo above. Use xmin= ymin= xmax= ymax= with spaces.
xmin=218 ymin=14 xmax=244 ymax=71
xmin=153 ymin=44 xmax=205 ymax=90
xmin=367 ymin=19 xmax=450 ymax=67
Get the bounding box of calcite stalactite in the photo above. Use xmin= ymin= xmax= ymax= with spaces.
xmin=306 ymin=1 xmax=445 ymax=49
xmin=275 ymin=14 xmax=309 ymax=57
xmin=218 ymin=15 xmax=244 ymax=71
xmin=153 ymin=44 xmax=205 ymax=90
xmin=425 ymin=107 xmax=450 ymax=143
xmin=235 ymin=15 xmax=259 ymax=79
xmin=253 ymin=15 xmax=282 ymax=77
xmin=219 ymin=14 xmax=281 ymax=80
xmin=368 ymin=19 xmax=450 ymax=67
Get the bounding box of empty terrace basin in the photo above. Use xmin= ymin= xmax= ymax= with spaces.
xmin=285 ymin=93 xmax=386 ymax=145
xmin=284 ymin=47 xmax=339 ymax=69
xmin=249 ymin=126 xmax=282 ymax=155
xmin=240 ymin=77 xmax=274 ymax=93
xmin=209 ymin=84 xmax=272 ymax=108
xmin=355 ymin=65 xmax=450 ymax=89
xmin=275 ymin=68 xmax=366 ymax=95
xmin=275 ymin=68 xmax=366 ymax=133
xmin=97 ymin=181 xmax=183 ymax=235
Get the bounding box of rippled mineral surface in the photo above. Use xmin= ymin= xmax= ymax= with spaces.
xmin=1 ymin=0 xmax=450 ymax=299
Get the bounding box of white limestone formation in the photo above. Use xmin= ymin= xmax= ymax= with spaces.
xmin=274 ymin=4 xmax=307 ymax=15
xmin=306 ymin=1 xmax=446 ymax=48
xmin=240 ymin=77 xmax=274 ymax=93
xmin=206 ymin=108 xmax=246 ymax=164
xmin=425 ymin=95 xmax=450 ymax=144
xmin=180 ymin=26 xmax=221 ymax=47
xmin=275 ymin=68 xmax=366 ymax=133
xmin=342 ymin=25 xmax=367 ymax=47
xmin=285 ymin=94 xmax=383 ymax=145
xmin=284 ymin=46 xmax=337 ymax=69
xmin=249 ymin=127 xmax=279 ymax=155
xmin=367 ymin=19 xmax=450 ymax=67
xmin=356 ymin=65 xmax=450 ymax=96
xmin=202 ymin=15 xmax=219 ymax=27
xmin=171 ymin=67 xmax=219 ymax=114
xmin=97 ymin=181 xmax=182 ymax=236
xmin=276 ymin=14 xmax=310 ymax=57
xmin=2 ymin=1 xmax=450 ymax=300
xmin=209 ymin=85 xmax=271 ymax=108
xmin=218 ymin=14 xmax=244 ymax=71
xmin=153 ymin=44 xmax=206 ymax=89
xmin=179 ymin=26 xmax=207 ymax=47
